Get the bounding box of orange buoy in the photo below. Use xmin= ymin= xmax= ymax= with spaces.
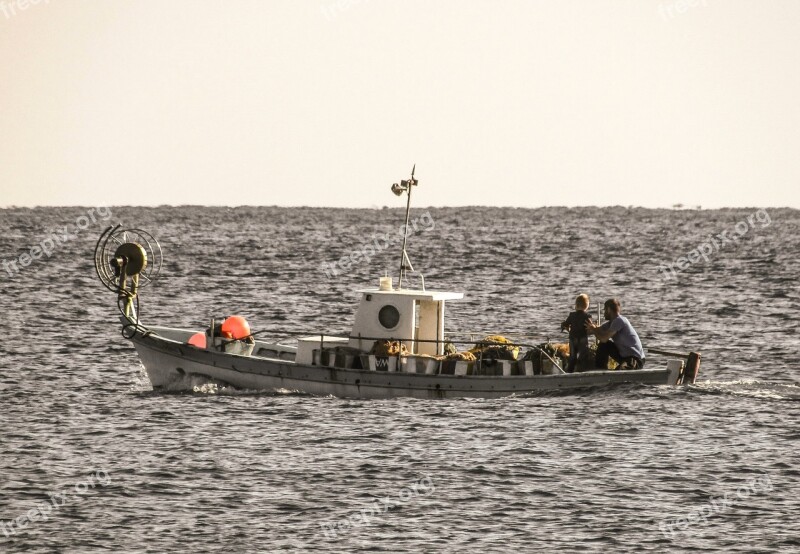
xmin=188 ymin=332 xmax=207 ymax=348
xmin=221 ymin=316 xmax=250 ymax=340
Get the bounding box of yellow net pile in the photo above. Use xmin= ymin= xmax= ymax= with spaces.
xmin=445 ymin=351 xmax=477 ymax=361
xmin=370 ymin=340 xmax=409 ymax=357
xmin=468 ymin=335 xmax=520 ymax=361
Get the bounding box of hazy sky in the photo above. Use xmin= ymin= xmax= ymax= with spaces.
xmin=1 ymin=0 xmax=798 ymax=208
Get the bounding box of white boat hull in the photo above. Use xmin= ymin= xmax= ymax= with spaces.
xmin=131 ymin=326 xmax=692 ymax=399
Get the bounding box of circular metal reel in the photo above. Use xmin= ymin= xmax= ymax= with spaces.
xmin=94 ymin=226 xmax=163 ymax=292
xmin=112 ymin=242 xmax=148 ymax=276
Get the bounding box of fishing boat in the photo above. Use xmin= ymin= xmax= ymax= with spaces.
xmin=94 ymin=168 xmax=700 ymax=399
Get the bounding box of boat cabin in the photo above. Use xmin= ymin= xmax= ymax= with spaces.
xmin=348 ymin=284 xmax=464 ymax=356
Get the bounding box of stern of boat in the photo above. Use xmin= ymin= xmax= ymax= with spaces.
xmin=665 ymin=352 xmax=701 ymax=385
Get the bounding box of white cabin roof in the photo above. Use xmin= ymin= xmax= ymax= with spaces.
xmin=355 ymin=288 xmax=464 ymax=301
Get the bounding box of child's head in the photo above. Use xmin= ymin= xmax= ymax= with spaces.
xmin=575 ymin=294 xmax=589 ymax=311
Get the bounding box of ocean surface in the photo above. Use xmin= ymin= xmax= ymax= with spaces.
xmin=0 ymin=205 xmax=798 ymax=553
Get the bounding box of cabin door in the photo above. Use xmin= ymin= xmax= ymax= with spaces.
xmin=415 ymin=300 xmax=443 ymax=356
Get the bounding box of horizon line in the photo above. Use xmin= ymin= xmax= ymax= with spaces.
xmin=1 ymin=203 xmax=797 ymax=211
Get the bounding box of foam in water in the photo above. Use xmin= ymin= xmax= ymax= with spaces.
xmin=692 ymin=379 xmax=800 ymax=400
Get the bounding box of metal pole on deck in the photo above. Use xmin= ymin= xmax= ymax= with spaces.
xmin=396 ymin=165 xmax=417 ymax=289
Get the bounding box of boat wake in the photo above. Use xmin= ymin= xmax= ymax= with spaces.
xmin=189 ymin=382 xmax=313 ymax=397
xmin=146 ymin=373 xmax=314 ymax=397
xmin=688 ymin=379 xmax=800 ymax=401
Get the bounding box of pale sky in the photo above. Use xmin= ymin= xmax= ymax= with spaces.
xmin=1 ymin=0 xmax=798 ymax=208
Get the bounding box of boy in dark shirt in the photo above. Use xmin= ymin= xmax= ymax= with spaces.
xmin=560 ymin=294 xmax=593 ymax=373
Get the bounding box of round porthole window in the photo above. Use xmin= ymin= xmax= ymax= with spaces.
xmin=378 ymin=305 xmax=400 ymax=329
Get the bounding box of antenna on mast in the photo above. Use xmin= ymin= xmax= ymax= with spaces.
xmin=390 ymin=164 xmax=418 ymax=289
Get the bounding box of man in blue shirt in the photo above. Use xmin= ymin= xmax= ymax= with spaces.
xmin=585 ymin=298 xmax=645 ymax=370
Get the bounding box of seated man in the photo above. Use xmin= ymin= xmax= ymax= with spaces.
xmin=585 ymin=298 xmax=645 ymax=370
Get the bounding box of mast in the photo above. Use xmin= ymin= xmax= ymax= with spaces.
xmin=392 ymin=165 xmax=418 ymax=289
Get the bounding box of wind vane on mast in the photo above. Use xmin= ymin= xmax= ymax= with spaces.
xmin=391 ymin=164 xmax=418 ymax=289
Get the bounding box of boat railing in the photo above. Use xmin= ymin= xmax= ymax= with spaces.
xmin=308 ymin=333 xmax=569 ymax=374
xmin=251 ymin=330 xmax=567 ymax=372
xmin=253 ymin=330 xmax=698 ymax=378
xmin=348 ymin=335 xmax=549 ymax=349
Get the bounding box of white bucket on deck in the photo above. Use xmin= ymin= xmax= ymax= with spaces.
xmin=368 ymin=355 xmax=397 ymax=372
xmin=542 ymin=360 xmax=562 ymax=375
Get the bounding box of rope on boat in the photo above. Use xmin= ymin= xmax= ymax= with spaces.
xmin=117 ymin=292 xmax=151 ymax=339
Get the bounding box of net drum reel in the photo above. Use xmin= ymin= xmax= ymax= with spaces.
xmin=94 ymin=225 xmax=162 ymax=335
